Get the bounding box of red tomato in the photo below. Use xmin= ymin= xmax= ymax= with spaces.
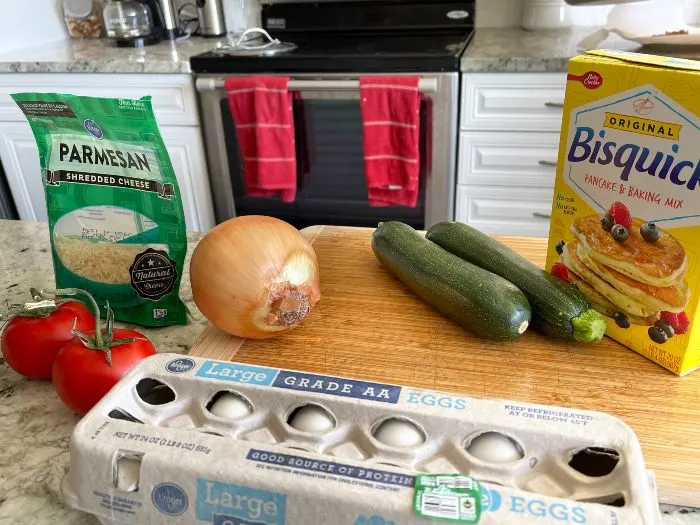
xmin=2 ymin=301 xmax=95 ymax=380
xmin=52 ymin=328 xmax=156 ymax=415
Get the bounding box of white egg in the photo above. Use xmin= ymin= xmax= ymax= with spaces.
xmin=116 ymin=457 xmax=142 ymax=492
xmin=373 ymin=418 xmax=425 ymax=448
xmin=467 ymin=432 xmax=523 ymax=463
xmin=209 ymin=392 xmax=253 ymax=420
xmin=288 ymin=405 xmax=335 ymax=433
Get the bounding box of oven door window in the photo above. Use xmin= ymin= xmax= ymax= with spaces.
xmin=220 ymin=94 xmax=428 ymax=229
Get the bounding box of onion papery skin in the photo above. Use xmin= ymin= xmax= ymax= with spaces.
xmin=190 ymin=216 xmax=321 ymax=339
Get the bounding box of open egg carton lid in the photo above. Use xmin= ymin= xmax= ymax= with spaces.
xmin=62 ymin=354 xmax=661 ymax=525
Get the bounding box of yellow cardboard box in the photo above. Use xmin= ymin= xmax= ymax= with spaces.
xmin=546 ymin=50 xmax=700 ymax=375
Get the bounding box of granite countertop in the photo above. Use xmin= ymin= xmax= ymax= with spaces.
xmin=0 ymin=220 xmax=207 ymax=524
xmin=2 ymin=27 xmax=700 ymax=76
xmin=461 ymin=27 xmax=700 ymax=73
xmin=0 ymin=36 xmax=228 ymax=74
xmin=0 ymin=219 xmax=698 ymax=524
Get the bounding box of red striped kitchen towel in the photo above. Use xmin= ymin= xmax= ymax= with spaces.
xmin=224 ymin=76 xmax=297 ymax=202
xmin=359 ymin=76 xmax=421 ymax=207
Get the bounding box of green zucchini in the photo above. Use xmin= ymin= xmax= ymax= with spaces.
xmin=372 ymin=221 xmax=531 ymax=342
xmin=426 ymin=221 xmax=606 ymax=342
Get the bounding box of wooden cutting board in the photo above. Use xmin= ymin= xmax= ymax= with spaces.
xmin=190 ymin=225 xmax=700 ymax=507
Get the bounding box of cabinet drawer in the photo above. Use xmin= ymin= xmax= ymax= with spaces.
xmin=0 ymin=74 xmax=198 ymax=126
xmin=458 ymin=131 xmax=559 ymax=186
xmin=455 ymin=185 xmax=554 ymax=237
xmin=461 ymin=73 xmax=567 ymax=131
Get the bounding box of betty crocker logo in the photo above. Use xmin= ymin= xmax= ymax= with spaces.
xmin=567 ymin=71 xmax=603 ymax=89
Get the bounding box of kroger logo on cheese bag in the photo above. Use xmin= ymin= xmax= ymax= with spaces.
xmin=547 ymin=50 xmax=700 ymax=375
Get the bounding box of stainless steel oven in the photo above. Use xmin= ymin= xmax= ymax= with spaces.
xmin=195 ymin=73 xmax=458 ymax=229
xmin=190 ymin=0 xmax=473 ymax=228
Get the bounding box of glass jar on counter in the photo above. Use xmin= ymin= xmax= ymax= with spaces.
xmin=63 ymin=0 xmax=104 ymax=38
xmin=102 ymin=0 xmax=153 ymax=39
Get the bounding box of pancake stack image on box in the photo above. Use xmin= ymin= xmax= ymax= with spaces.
xmin=557 ymin=212 xmax=689 ymax=329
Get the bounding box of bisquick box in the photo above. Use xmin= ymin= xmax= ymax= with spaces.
xmin=62 ymin=354 xmax=660 ymax=524
xmin=546 ymin=50 xmax=700 ymax=375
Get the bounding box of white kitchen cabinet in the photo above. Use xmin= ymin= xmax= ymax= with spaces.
xmin=0 ymin=73 xmax=215 ymax=231
xmin=458 ymin=131 xmax=559 ymax=187
xmin=457 ymin=72 xmax=566 ymax=237
xmin=159 ymin=126 xmax=215 ymax=232
xmin=455 ymin=185 xmax=554 ymax=238
xmin=0 ymin=122 xmax=45 ymax=221
xmin=0 ymin=73 xmax=199 ymax=125
xmin=460 ymin=72 xmax=568 ymax=132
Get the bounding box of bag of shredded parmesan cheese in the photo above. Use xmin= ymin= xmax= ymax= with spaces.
xmin=12 ymin=92 xmax=187 ymax=327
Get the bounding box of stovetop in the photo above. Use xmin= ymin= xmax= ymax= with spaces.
xmin=190 ymin=0 xmax=474 ymax=74
xmin=189 ymin=30 xmax=474 ymax=74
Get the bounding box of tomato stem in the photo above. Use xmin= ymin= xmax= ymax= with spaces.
xmin=39 ymin=288 xmax=104 ymax=347
xmin=28 ymin=288 xmax=142 ymax=366
xmin=0 ymin=289 xmax=68 ymax=329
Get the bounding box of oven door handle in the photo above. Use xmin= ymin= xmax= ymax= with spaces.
xmin=195 ymin=77 xmax=439 ymax=93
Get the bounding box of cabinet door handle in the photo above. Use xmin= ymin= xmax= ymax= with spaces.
xmin=533 ymin=212 xmax=552 ymax=219
xmin=544 ymin=101 xmax=564 ymax=108
xmin=538 ymin=160 xmax=557 ymax=167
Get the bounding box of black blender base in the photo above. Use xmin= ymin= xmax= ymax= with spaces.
xmin=105 ymin=34 xmax=162 ymax=47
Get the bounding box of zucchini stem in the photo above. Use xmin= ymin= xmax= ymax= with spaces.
xmin=571 ymin=309 xmax=607 ymax=343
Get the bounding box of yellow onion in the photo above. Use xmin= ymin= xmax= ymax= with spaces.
xmin=190 ymin=216 xmax=320 ymax=339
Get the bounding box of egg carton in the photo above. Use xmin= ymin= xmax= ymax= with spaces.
xmin=62 ymin=354 xmax=660 ymax=525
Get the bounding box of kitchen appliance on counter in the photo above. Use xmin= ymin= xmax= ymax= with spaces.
xmin=197 ymin=0 xmax=227 ymax=37
xmin=522 ymin=0 xmax=572 ymax=30
xmin=102 ymin=0 xmax=181 ymax=46
xmin=576 ymin=0 xmax=700 ymax=49
xmin=191 ymin=0 xmax=474 ymax=229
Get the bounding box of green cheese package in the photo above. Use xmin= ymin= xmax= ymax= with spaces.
xmin=12 ymin=92 xmax=187 ymax=327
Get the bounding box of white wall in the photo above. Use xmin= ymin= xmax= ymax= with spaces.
xmin=476 ymin=0 xmax=611 ymax=28
xmin=1 ymin=0 xmax=67 ymax=53
xmin=476 ymin=0 xmax=525 ymax=28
